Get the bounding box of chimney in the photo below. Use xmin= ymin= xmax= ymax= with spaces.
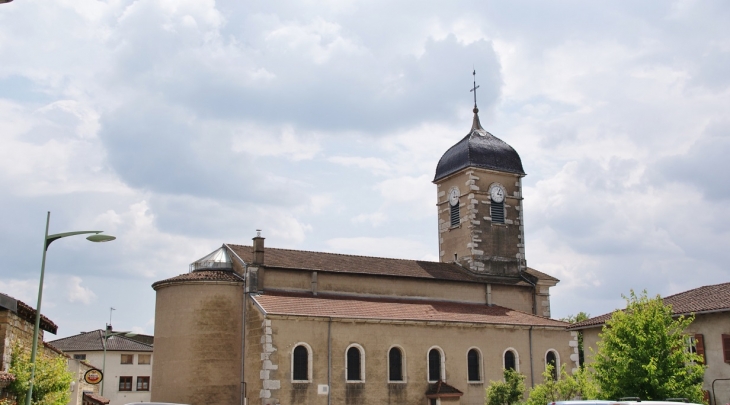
xmin=106 ymin=324 xmax=113 ymax=333
xmin=252 ymin=229 xmax=265 ymax=265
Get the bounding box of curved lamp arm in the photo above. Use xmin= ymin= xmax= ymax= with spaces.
xmin=45 ymin=231 xmax=115 ymax=250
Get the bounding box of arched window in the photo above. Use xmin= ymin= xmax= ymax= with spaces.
xmin=504 ymin=349 xmax=517 ymax=371
xmin=291 ymin=343 xmax=311 ymax=382
xmin=546 ymin=350 xmax=558 ymax=380
xmin=388 ymin=346 xmax=404 ymax=382
xmin=346 ymin=345 xmax=364 ymax=382
xmin=467 ymin=348 xmax=481 ymax=382
xmin=428 ymin=347 xmax=444 ymax=382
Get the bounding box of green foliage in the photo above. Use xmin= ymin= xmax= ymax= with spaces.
xmin=525 ymin=364 xmax=599 ymax=405
xmin=7 ymin=344 xmax=73 ymax=405
xmin=562 ymin=312 xmax=590 ymax=367
xmin=592 ymin=290 xmax=704 ymax=402
xmin=486 ymin=369 xmax=525 ymax=405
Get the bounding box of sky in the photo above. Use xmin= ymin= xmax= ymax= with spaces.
xmin=0 ymin=0 xmax=728 ymax=339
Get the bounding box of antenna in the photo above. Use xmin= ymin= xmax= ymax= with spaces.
xmin=109 ymin=307 xmax=116 ymax=328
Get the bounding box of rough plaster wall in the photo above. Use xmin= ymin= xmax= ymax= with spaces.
xmin=266 ymin=317 xmax=572 ymax=405
xmin=315 ymin=272 xmax=485 ymax=304
xmin=151 ymin=283 xmax=243 ymax=405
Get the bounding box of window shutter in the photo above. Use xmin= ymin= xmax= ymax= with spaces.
xmin=723 ymin=334 xmax=730 ymax=363
xmin=694 ymin=334 xmax=706 ymax=364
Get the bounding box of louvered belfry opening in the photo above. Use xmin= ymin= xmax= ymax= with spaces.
xmin=490 ymin=201 xmax=505 ymax=223
xmin=389 ymin=347 xmax=403 ymax=381
xmin=467 ymin=349 xmax=480 ymax=381
xmin=428 ymin=349 xmax=441 ymax=381
xmin=293 ymin=345 xmax=308 ymax=380
xmin=347 ymin=347 xmax=362 ymax=381
xmin=450 ymin=203 xmax=459 ymax=227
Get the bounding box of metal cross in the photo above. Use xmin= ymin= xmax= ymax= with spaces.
xmin=470 ymin=69 xmax=480 ymax=108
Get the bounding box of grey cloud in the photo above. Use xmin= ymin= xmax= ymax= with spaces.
xmin=98 ymin=100 xmax=305 ymax=204
xmin=103 ymin=1 xmax=504 ymax=133
xmin=654 ymin=121 xmax=730 ymax=200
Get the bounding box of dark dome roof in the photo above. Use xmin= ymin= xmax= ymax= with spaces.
xmin=434 ymin=112 xmax=525 ymax=181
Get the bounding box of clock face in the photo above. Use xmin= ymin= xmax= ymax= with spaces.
xmin=490 ymin=185 xmax=505 ymax=203
xmin=449 ymin=188 xmax=460 ymax=206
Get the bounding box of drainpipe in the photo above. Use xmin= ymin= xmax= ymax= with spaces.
xmin=529 ymin=326 xmax=535 ymax=388
xmin=328 ymin=317 xmax=332 ymax=405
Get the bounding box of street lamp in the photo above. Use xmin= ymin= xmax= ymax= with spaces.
xmin=26 ymin=211 xmax=115 ymax=405
xmin=100 ymin=328 xmax=136 ymax=396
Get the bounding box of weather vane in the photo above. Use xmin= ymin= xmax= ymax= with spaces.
xmin=470 ymin=69 xmax=480 ymax=112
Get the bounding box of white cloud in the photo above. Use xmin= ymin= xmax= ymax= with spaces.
xmin=325 ymin=237 xmax=433 ymax=261
xmin=67 ymin=276 xmax=97 ymax=305
xmin=231 ymin=125 xmax=321 ymax=161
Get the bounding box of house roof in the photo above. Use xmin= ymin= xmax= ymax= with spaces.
xmin=569 ymin=282 xmax=730 ymax=330
xmin=226 ymin=244 xmax=556 ymax=286
xmin=426 ymin=380 xmax=464 ymax=398
xmin=252 ymin=291 xmax=569 ymax=328
xmin=152 ymin=269 xmax=244 ymax=289
xmin=83 ymin=393 xmax=110 ymax=405
xmin=524 ymin=267 xmax=560 ymax=283
xmin=0 ymin=292 xmax=58 ymax=334
xmin=433 ymin=110 xmax=525 ymax=181
xmin=49 ymin=330 xmax=153 ymax=352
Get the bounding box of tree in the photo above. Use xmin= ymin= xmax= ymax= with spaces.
xmin=525 ymin=364 xmax=598 ymax=405
xmin=486 ymin=369 xmax=525 ymax=405
xmin=562 ymin=312 xmax=590 ymax=367
xmin=592 ymin=290 xmax=704 ymax=402
xmin=7 ymin=344 xmax=73 ymax=405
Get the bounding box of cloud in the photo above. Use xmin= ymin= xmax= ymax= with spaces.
xmin=67 ymin=276 xmax=97 ymax=305
xmin=325 ymin=236 xmax=435 ymax=261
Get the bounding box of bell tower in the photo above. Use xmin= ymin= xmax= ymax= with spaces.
xmin=433 ymin=72 xmax=527 ymax=277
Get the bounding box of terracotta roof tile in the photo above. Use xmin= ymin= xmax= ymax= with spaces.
xmin=524 ymin=267 xmax=560 ymax=282
xmin=83 ymin=393 xmax=110 ymax=404
xmin=152 ymin=270 xmax=244 ymax=289
xmin=49 ymin=330 xmax=153 ymax=352
xmin=570 ymin=282 xmax=730 ymax=330
xmin=253 ymin=291 xmax=568 ymax=328
xmin=0 ymin=292 xmax=58 ymax=334
xmin=227 ymin=244 xmax=541 ymax=285
xmin=426 ymin=380 xmax=464 ymax=398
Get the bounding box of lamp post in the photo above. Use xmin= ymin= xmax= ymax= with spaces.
xmin=26 ymin=211 xmax=115 ymax=405
xmin=100 ymin=328 xmax=136 ymax=396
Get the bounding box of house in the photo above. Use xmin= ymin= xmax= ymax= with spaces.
xmin=149 ymin=103 xmax=576 ymax=405
xmin=49 ymin=327 xmax=154 ymax=405
xmin=569 ymin=282 xmax=730 ymax=405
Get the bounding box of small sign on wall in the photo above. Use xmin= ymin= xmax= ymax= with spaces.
xmin=317 ymin=385 xmax=329 ymax=395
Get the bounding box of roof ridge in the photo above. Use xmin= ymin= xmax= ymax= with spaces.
xmin=227 ymin=244 xmax=442 ymax=264
xmin=663 ymin=281 xmax=730 ymax=300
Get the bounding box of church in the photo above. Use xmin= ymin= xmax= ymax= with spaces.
xmin=149 ymin=94 xmax=575 ymax=405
